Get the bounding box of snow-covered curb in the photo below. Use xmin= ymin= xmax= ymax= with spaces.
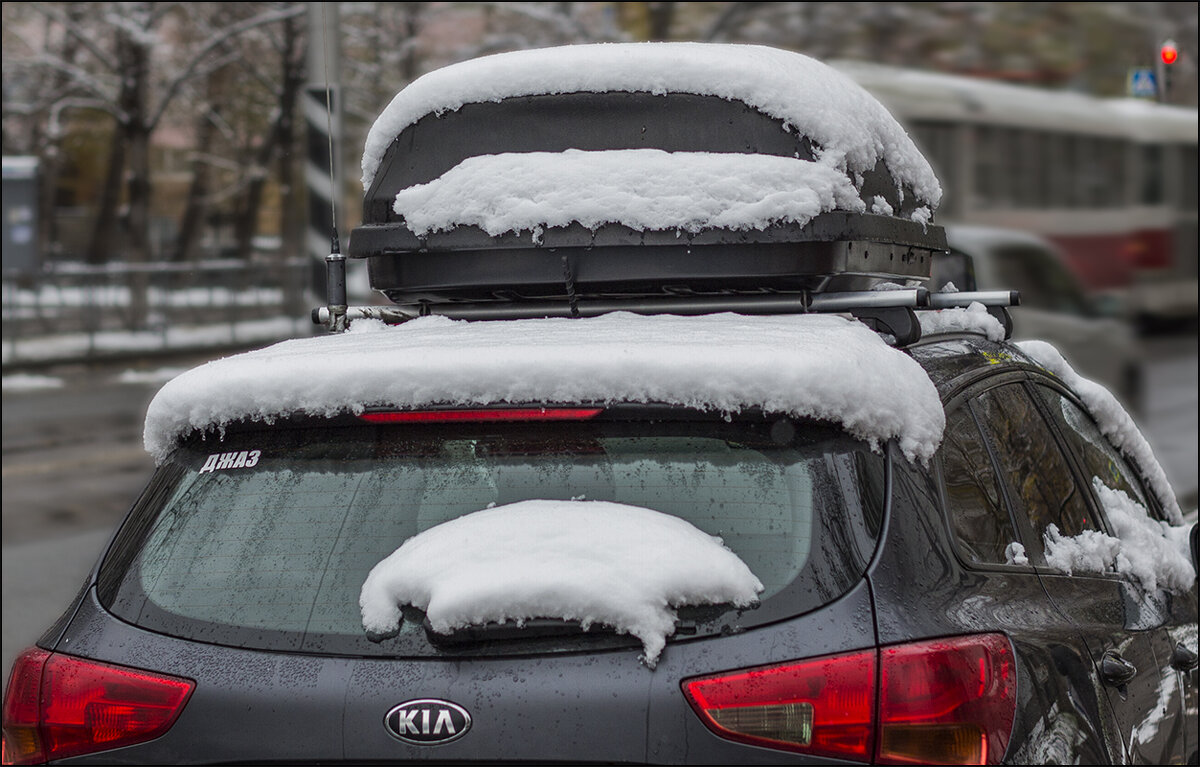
xmin=359 ymin=500 xmax=764 ymax=667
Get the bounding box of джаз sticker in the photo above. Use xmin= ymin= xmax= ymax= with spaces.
xmin=199 ymin=450 xmax=261 ymax=474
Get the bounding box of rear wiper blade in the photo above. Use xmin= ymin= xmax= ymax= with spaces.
xmin=423 ymin=616 xmax=618 ymax=646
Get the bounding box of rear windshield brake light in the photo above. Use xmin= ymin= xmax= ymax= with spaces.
xmin=359 ymin=407 xmax=603 ymax=423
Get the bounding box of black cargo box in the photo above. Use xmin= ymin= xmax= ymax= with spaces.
xmin=349 ymin=87 xmax=946 ymax=306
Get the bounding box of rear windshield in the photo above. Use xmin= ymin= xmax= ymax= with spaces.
xmin=99 ymin=412 xmax=885 ymax=657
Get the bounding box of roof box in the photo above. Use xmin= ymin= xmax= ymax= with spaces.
xmin=349 ymin=43 xmax=946 ymax=305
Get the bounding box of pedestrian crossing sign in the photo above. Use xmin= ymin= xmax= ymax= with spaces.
xmin=1128 ymin=68 xmax=1158 ymax=98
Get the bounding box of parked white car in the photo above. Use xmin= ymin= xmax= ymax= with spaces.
xmin=934 ymin=225 xmax=1142 ymax=411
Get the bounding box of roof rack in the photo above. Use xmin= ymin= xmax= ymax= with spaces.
xmin=313 ymin=288 xmax=1021 ymax=348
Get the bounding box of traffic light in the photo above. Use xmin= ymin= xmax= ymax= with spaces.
xmin=1160 ymin=39 xmax=1179 ymax=66
xmin=1158 ymin=39 xmax=1178 ymax=102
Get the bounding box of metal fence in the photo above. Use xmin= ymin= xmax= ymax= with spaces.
xmin=2 ymin=259 xmax=314 ymax=367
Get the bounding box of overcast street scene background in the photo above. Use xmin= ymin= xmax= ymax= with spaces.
xmin=3 ymin=2 xmax=1198 ymax=686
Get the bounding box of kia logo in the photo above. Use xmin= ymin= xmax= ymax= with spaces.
xmin=384 ymin=699 xmax=472 ymax=745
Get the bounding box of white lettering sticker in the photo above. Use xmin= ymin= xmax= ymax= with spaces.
xmin=200 ymin=450 xmax=262 ymax=473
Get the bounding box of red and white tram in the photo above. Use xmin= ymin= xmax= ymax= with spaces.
xmin=836 ymin=61 xmax=1198 ymax=323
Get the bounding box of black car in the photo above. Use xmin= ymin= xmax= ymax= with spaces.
xmin=4 ymin=41 xmax=1196 ymax=765
xmin=2 ymin=321 xmax=1195 ymax=765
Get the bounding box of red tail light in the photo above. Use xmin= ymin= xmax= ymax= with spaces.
xmin=682 ymin=633 xmax=1016 ymax=765
xmin=683 ymin=648 xmax=876 ymax=760
xmin=359 ymin=407 xmax=603 ymax=423
xmin=878 ymin=634 xmax=1015 ymax=765
xmin=2 ymin=648 xmax=194 ymax=765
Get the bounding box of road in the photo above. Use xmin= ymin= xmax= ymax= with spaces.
xmin=3 ymin=335 xmax=1197 ymax=683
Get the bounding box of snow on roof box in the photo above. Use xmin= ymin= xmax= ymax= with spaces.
xmin=349 ymin=43 xmax=946 ymax=304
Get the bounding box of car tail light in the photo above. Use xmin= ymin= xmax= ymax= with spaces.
xmin=683 ymin=648 xmax=876 ymax=760
xmin=2 ymin=648 xmax=194 ymax=765
xmin=682 ymin=633 xmax=1016 ymax=765
xmin=359 ymin=407 xmax=603 ymax=423
xmin=877 ymin=634 xmax=1015 ymax=765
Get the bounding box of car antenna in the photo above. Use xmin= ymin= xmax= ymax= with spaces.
xmin=320 ymin=3 xmax=347 ymax=333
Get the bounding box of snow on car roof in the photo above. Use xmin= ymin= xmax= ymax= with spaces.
xmin=391 ymin=148 xmax=867 ymax=238
xmin=359 ymin=499 xmax=764 ymax=668
xmin=143 ymin=312 xmax=945 ymax=464
xmin=361 ymin=42 xmax=942 ymax=210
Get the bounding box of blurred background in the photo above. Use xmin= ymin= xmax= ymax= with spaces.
xmin=2 ymin=2 xmax=1198 ymax=679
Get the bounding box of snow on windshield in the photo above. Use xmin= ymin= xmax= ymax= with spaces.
xmin=143 ymin=312 xmax=945 ymax=464
xmin=392 ymin=149 xmax=865 ymax=238
xmin=1016 ymin=340 xmax=1182 ymax=523
xmin=361 ymin=43 xmax=942 ymax=210
xmin=359 ymin=500 xmax=764 ymax=667
xmin=1042 ymin=479 xmax=1194 ymax=593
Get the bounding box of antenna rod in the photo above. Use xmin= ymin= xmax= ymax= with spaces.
xmin=322 ymin=4 xmax=346 ymax=331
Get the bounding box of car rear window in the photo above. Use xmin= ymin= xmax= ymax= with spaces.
xmin=99 ymin=411 xmax=885 ymax=657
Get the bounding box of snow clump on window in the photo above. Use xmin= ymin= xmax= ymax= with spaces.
xmin=1042 ymin=479 xmax=1194 ymax=593
xmin=359 ymin=500 xmax=764 ymax=668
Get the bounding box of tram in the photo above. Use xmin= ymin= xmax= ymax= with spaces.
xmin=835 ymin=61 xmax=1198 ymax=323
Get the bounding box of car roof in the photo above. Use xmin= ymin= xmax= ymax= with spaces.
xmin=143 ymin=312 xmax=946 ymax=466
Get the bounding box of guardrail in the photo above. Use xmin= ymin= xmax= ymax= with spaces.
xmin=2 ymin=259 xmax=314 ymax=367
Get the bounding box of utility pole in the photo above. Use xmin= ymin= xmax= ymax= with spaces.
xmin=306 ymin=2 xmax=342 ymax=302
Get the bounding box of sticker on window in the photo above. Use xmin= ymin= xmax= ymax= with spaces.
xmin=199 ymin=450 xmax=261 ymax=474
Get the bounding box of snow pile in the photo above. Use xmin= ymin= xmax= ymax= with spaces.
xmin=918 ymin=302 xmax=1006 ymax=342
xmin=392 ymin=149 xmax=865 ymax=238
xmin=1016 ymin=340 xmax=1182 ymax=523
xmin=359 ymin=500 xmax=764 ymax=667
xmin=1004 ymin=542 xmax=1029 ymax=566
xmin=362 ymin=42 xmax=941 ymax=211
xmin=143 ymin=312 xmax=945 ymax=464
xmin=1042 ymin=479 xmax=1194 ymax=593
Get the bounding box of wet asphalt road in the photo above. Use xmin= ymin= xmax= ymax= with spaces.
xmin=3 ymin=334 xmax=1197 ymax=683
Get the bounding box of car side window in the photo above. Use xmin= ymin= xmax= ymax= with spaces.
xmin=940 ymin=402 xmax=1019 ymax=565
xmin=1032 ymin=384 xmax=1151 ymax=511
xmin=973 ymin=383 xmax=1097 ymax=541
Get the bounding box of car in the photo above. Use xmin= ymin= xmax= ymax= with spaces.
xmin=930 ymin=225 xmax=1142 ymax=411
xmin=4 ymin=42 xmax=1196 ymax=766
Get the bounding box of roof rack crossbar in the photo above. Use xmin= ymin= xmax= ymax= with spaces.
xmin=927 ymin=290 xmax=1020 ymax=309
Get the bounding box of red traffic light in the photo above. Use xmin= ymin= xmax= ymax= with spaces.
xmin=1161 ymin=40 xmax=1179 ymax=65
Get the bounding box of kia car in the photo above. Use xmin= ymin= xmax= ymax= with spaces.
xmin=4 ymin=41 xmax=1196 ymax=766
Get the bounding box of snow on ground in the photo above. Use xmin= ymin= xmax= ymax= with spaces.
xmin=1042 ymin=479 xmax=1194 ymax=593
xmin=392 ymin=149 xmax=866 ymax=238
xmin=1 ymin=374 xmax=64 ymax=392
xmin=143 ymin=312 xmax=946 ymax=464
xmin=362 ymin=42 xmax=941 ymax=212
xmin=1017 ymin=340 xmax=1182 ymax=523
xmin=359 ymin=500 xmax=764 ymax=667
xmin=117 ymin=367 xmax=190 ymax=385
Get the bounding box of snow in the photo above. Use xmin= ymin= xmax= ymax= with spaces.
xmin=1004 ymin=542 xmax=1029 ymax=566
xmin=1017 ymin=340 xmax=1182 ymax=524
xmin=117 ymin=367 xmax=189 ymax=386
xmin=2 ymin=374 xmax=63 ymax=392
xmin=392 ymin=149 xmax=865 ymax=237
xmin=1042 ymin=479 xmax=1194 ymax=593
xmin=143 ymin=312 xmax=946 ymax=464
xmin=362 ymin=42 xmax=942 ymax=211
xmin=918 ymin=302 xmax=1006 ymax=342
xmin=359 ymin=500 xmax=764 ymax=667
